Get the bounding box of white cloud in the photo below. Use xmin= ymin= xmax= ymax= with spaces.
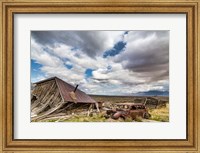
xmin=31 ymin=31 xmax=169 ymax=95
xmin=41 ymin=66 xmax=85 ymax=84
xmin=31 ymin=39 xmax=63 ymax=67
xmin=31 ymin=75 xmax=46 ymax=83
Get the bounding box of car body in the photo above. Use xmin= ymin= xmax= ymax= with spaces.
xmin=107 ymin=103 xmax=151 ymax=120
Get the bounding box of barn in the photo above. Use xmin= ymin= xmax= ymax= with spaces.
xmin=31 ymin=77 xmax=99 ymax=121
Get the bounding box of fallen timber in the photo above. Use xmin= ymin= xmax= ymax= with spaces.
xmin=31 ymin=77 xmax=99 ymax=121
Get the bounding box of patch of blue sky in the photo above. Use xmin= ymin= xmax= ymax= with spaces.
xmin=85 ymin=68 xmax=93 ymax=78
xmin=31 ymin=59 xmax=42 ymax=74
xmin=103 ymin=41 xmax=126 ymax=58
xmin=65 ymin=64 xmax=73 ymax=69
xmin=31 ymin=60 xmax=44 ymax=82
xmin=65 ymin=59 xmax=73 ymax=69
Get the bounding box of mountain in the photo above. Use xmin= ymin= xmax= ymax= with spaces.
xmin=134 ymin=90 xmax=169 ymax=96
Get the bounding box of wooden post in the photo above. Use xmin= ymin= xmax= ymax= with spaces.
xmin=95 ymin=102 xmax=100 ymax=112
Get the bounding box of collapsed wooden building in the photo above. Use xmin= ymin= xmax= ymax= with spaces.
xmin=31 ymin=77 xmax=99 ymax=121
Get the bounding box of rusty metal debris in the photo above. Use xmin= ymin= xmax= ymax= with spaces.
xmin=105 ymin=103 xmax=151 ymax=120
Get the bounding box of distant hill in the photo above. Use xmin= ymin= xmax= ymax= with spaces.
xmin=134 ymin=90 xmax=169 ymax=96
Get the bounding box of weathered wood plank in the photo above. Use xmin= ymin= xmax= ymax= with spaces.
xmin=31 ymin=80 xmax=56 ymax=110
xmin=34 ymin=87 xmax=60 ymax=114
xmin=31 ymin=101 xmax=64 ymax=121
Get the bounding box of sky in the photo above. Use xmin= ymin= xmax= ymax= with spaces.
xmin=31 ymin=31 xmax=169 ymax=96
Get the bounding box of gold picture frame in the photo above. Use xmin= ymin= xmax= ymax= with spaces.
xmin=0 ymin=0 xmax=200 ymax=152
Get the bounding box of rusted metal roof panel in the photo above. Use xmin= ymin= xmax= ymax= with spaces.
xmin=55 ymin=77 xmax=96 ymax=103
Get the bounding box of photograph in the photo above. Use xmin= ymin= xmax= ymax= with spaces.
xmin=31 ymin=30 xmax=169 ymax=122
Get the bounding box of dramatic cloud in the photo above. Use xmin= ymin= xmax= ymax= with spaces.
xmin=32 ymin=31 xmax=124 ymax=58
xmin=114 ymin=31 xmax=169 ymax=82
xmin=31 ymin=31 xmax=169 ymax=95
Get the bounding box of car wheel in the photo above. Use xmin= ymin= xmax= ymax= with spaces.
xmin=144 ymin=113 xmax=150 ymax=119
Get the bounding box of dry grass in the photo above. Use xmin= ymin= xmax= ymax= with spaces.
xmin=63 ymin=113 xmax=107 ymax=122
xmin=149 ymin=104 xmax=169 ymax=122
xmin=135 ymin=116 xmax=143 ymax=122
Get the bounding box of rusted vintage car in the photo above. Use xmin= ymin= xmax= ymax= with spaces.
xmin=106 ymin=103 xmax=151 ymax=120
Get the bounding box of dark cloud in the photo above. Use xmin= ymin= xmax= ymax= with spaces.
xmin=115 ymin=31 xmax=169 ymax=82
xmin=31 ymin=31 xmax=123 ymax=58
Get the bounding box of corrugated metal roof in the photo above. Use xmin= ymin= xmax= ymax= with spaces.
xmin=55 ymin=77 xmax=96 ymax=103
xmin=35 ymin=77 xmax=96 ymax=103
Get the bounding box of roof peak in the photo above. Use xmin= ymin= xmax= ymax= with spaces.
xmin=34 ymin=76 xmax=61 ymax=84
